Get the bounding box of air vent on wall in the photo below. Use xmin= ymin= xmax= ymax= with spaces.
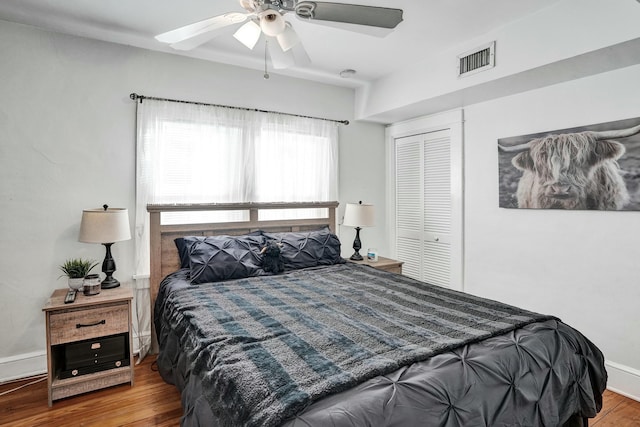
xmin=457 ymin=41 xmax=495 ymax=77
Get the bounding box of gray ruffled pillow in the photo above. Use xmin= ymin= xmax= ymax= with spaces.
xmin=184 ymin=235 xmax=266 ymax=284
xmin=262 ymin=227 xmax=345 ymax=270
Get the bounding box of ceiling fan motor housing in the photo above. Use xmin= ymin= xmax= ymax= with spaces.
xmin=251 ymin=0 xmax=298 ymax=13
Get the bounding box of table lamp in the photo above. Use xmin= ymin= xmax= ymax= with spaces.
xmin=342 ymin=201 xmax=375 ymax=261
xmin=79 ymin=205 xmax=131 ymax=289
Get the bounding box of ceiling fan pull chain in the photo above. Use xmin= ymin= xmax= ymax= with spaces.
xmin=264 ymin=39 xmax=270 ymax=79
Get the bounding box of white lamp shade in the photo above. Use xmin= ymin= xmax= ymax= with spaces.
xmin=343 ymin=203 xmax=375 ymax=227
xmin=233 ymin=20 xmax=262 ymax=50
xmin=79 ymin=208 xmax=131 ymax=244
xmin=259 ymin=10 xmax=286 ymax=36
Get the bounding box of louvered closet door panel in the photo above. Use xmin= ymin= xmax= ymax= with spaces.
xmin=395 ymin=130 xmax=451 ymax=286
xmin=423 ymin=240 xmax=450 ymax=288
xmin=423 ymin=133 xmax=451 ymax=287
xmin=396 ymin=137 xmax=421 ymax=231
xmin=424 ymin=136 xmax=451 ymax=235
xmin=397 ymin=237 xmax=421 ymax=280
xmin=395 ymin=135 xmax=422 ymax=281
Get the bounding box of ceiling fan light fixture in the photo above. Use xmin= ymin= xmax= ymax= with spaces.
xmin=276 ymin=23 xmax=300 ymax=52
xmin=233 ymin=20 xmax=262 ymax=50
xmin=259 ymin=10 xmax=286 ymax=36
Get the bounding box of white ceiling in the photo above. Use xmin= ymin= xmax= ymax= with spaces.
xmin=0 ymin=0 xmax=561 ymax=88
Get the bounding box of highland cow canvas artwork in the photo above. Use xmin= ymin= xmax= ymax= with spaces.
xmin=498 ymin=117 xmax=640 ymax=210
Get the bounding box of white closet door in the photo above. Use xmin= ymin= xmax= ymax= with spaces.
xmin=395 ymin=135 xmax=423 ymax=280
xmin=395 ymin=129 xmax=452 ymax=287
xmin=422 ymin=131 xmax=451 ymax=288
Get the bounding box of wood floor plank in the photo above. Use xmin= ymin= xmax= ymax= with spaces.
xmin=590 ymin=392 xmax=640 ymax=426
xmin=591 ymin=390 xmax=625 ymax=424
xmin=1 ymin=355 xmax=638 ymax=426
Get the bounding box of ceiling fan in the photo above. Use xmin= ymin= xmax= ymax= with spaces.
xmin=155 ymin=0 xmax=403 ymax=70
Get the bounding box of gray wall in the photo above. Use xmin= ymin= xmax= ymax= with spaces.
xmin=463 ymin=64 xmax=640 ymax=399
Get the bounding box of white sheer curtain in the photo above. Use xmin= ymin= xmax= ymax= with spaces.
xmin=133 ymin=99 xmax=338 ymax=360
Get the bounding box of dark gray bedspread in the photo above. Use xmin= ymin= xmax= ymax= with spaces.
xmin=155 ymin=264 xmax=606 ymax=427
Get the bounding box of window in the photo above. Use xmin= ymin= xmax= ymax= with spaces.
xmin=155 ymin=120 xmax=245 ymax=203
xmin=134 ymin=98 xmax=339 ymax=274
xmin=137 ymin=101 xmax=338 ymax=212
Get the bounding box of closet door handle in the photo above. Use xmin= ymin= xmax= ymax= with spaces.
xmin=76 ymin=319 xmax=106 ymax=329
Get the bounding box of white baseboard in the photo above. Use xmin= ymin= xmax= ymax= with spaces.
xmin=606 ymin=360 xmax=640 ymax=402
xmin=0 ymin=350 xmax=47 ymax=384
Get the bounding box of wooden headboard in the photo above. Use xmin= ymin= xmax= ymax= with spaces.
xmin=146 ymin=201 xmax=339 ymax=352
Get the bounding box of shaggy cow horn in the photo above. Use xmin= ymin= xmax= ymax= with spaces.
xmin=593 ymin=123 xmax=640 ymax=140
xmin=498 ymin=141 xmax=532 ymax=153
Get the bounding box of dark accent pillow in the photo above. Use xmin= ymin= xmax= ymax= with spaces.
xmin=262 ymin=227 xmax=345 ymax=270
xmin=174 ymin=237 xmax=191 ymax=269
xmin=176 ymin=231 xmax=263 ymax=270
xmin=183 ymin=235 xmax=266 ymax=284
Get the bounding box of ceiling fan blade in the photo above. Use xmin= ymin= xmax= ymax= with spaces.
xmin=170 ymin=30 xmax=227 ymax=50
xmin=301 ymin=19 xmax=394 ymax=37
xmin=296 ymin=2 xmax=403 ymax=29
xmin=267 ymin=38 xmax=295 ymax=69
xmin=233 ymin=20 xmax=262 ymax=50
xmin=155 ymin=12 xmax=249 ymax=44
xmin=267 ymin=36 xmax=310 ymax=69
xmin=276 ymin=23 xmax=300 ymax=52
xmin=290 ymin=40 xmax=311 ymax=67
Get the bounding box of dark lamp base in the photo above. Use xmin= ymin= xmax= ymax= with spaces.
xmin=100 ymin=276 xmax=121 ymax=289
xmin=350 ymin=227 xmax=364 ymax=261
xmin=100 ymin=243 xmax=121 ymax=289
xmin=350 ymin=252 xmax=364 ymax=261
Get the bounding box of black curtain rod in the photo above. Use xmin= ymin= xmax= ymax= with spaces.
xmin=129 ymin=93 xmax=349 ymax=125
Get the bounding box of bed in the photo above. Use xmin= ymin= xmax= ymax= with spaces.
xmin=148 ymin=202 xmax=606 ymax=427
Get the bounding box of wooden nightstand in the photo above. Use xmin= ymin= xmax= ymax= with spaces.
xmin=349 ymin=256 xmax=403 ymax=274
xmin=42 ymin=287 xmax=134 ymax=406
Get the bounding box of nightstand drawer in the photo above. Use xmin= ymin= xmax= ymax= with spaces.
xmin=49 ymin=303 xmax=129 ymax=345
xmin=64 ymin=334 xmax=126 ymax=368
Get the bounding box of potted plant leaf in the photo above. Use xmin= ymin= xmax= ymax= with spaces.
xmin=59 ymin=258 xmax=98 ymax=291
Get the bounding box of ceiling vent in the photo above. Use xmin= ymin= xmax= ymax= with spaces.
xmin=457 ymin=41 xmax=495 ymax=77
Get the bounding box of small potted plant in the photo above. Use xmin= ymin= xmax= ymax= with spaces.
xmin=59 ymin=258 xmax=99 ymax=291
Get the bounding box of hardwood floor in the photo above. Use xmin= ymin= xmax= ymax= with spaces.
xmin=0 ymin=356 xmax=181 ymax=426
xmin=1 ymin=355 xmax=639 ymax=426
xmin=590 ymin=389 xmax=640 ymax=426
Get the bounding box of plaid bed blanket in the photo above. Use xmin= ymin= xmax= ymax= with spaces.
xmin=159 ymin=263 xmax=554 ymax=427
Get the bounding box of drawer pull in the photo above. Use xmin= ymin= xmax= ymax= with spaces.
xmin=76 ymin=319 xmax=106 ymax=329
